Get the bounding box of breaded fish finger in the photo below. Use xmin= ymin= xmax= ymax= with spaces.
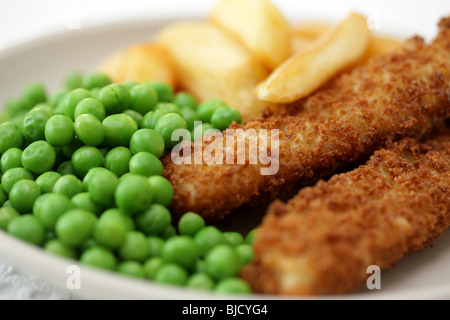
xmin=240 ymin=132 xmax=450 ymax=295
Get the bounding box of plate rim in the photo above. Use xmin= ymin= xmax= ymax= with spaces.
xmin=0 ymin=8 xmax=449 ymax=300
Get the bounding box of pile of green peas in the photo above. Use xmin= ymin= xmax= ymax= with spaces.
xmin=0 ymin=71 xmax=255 ymax=295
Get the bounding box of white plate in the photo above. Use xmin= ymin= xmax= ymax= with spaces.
xmin=0 ymin=1 xmax=449 ymax=300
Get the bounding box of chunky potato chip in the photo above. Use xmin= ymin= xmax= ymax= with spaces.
xmin=256 ymin=13 xmax=370 ymax=104
xmin=210 ymin=0 xmax=291 ymax=70
xmin=157 ymin=22 xmax=269 ymax=122
xmin=98 ymin=43 xmax=177 ymax=88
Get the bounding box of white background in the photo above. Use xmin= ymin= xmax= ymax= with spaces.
xmin=0 ymin=0 xmax=449 ymax=51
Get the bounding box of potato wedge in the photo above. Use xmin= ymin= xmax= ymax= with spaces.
xmin=291 ymin=22 xmax=331 ymax=39
xmin=98 ymin=43 xmax=177 ymax=88
xmin=257 ymin=13 xmax=370 ymax=104
xmin=291 ymin=23 xmax=403 ymax=60
xmin=290 ymin=23 xmax=331 ymax=55
xmin=157 ymin=22 xmax=269 ymax=122
xmin=290 ymin=33 xmax=314 ymax=56
xmin=209 ymin=0 xmax=291 ymax=71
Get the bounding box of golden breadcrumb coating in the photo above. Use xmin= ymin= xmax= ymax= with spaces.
xmin=240 ymin=130 xmax=450 ymax=295
xmin=163 ymin=17 xmax=450 ymax=222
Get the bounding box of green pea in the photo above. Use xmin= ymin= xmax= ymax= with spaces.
xmin=160 ymin=224 xmax=177 ymax=240
xmin=33 ymin=193 xmax=73 ymax=230
xmin=0 ymin=110 xmax=9 ymax=124
xmin=122 ymin=81 xmax=138 ymax=90
xmin=129 ymin=84 xmax=158 ymax=115
xmin=82 ymin=167 xmax=108 ymax=189
xmin=81 ymin=72 xmax=112 ymax=90
xmin=0 ymin=148 xmax=23 ymax=172
xmin=141 ymin=109 xmax=166 ymax=130
xmin=57 ymin=161 xmax=75 ymax=176
xmin=148 ymin=176 xmax=174 ymax=207
xmin=5 ymin=97 xmax=31 ymax=117
xmin=93 ymin=210 xmax=128 ymax=250
xmin=64 ymin=71 xmax=84 ymax=91
xmin=130 ymin=129 xmax=165 ymax=158
xmin=8 ymin=214 xmax=46 ymax=246
xmin=194 ymin=226 xmax=225 ymax=257
xmin=21 ymin=107 xmax=51 ymax=142
xmin=48 ymin=90 xmax=68 ymax=109
xmin=0 ymin=122 xmax=24 ymax=154
xmin=114 ymin=174 xmax=153 ymax=215
xmin=90 ymin=87 xmax=101 ymax=99
xmin=71 ymin=192 xmax=102 ymax=216
xmin=0 ymin=184 xmax=5 ymax=204
xmin=0 ymin=207 xmax=20 ymax=230
xmin=0 ymin=185 xmax=6 ymax=207
xmin=102 ymin=114 xmax=138 ymax=147
xmin=104 ymin=147 xmax=132 ymax=177
xmin=122 ymin=110 xmax=143 ymax=128
xmin=80 ymin=246 xmax=117 ymax=271
xmin=245 ymin=228 xmax=257 ymax=245
xmin=32 ymin=102 xmax=54 ymax=115
xmin=162 ymin=235 xmax=198 ymax=271
xmin=9 ymin=111 xmax=27 ymax=129
xmin=101 ymin=208 xmax=135 ymax=231
xmin=53 ymin=174 xmax=83 ymax=198
xmin=45 ymin=115 xmax=75 ymax=147
xmin=74 ymin=98 xmax=106 ymax=122
xmin=61 ymin=88 xmax=94 ymax=120
xmin=86 ymin=168 xmax=118 ymax=208
xmin=211 ymin=106 xmax=242 ymax=131
xmin=173 ymin=92 xmax=197 ymax=110
xmin=148 ymin=82 xmax=173 ymax=102
xmin=205 ymin=244 xmax=240 ymax=281
xmin=129 ymin=152 xmax=163 ymax=177
xmin=186 ymin=273 xmax=215 ymax=291
xmin=147 ymin=236 xmax=165 ymax=257
xmin=178 ymin=212 xmax=206 ymax=237
xmin=1 ymin=167 xmax=34 ymax=194
xmin=156 ymin=102 xmax=182 ymax=116
xmin=71 ymin=146 xmax=104 ymax=179
xmin=155 ymin=113 xmax=188 ymax=149
xmin=9 ymin=180 xmax=41 ymax=213
xmin=143 ymin=257 xmax=164 ymax=280
xmin=35 ymin=171 xmax=61 ymax=194
xmin=154 ymin=263 xmax=188 ymax=286
xmin=44 ymin=239 xmax=78 ymax=259
xmin=117 ymin=261 xmax=146 ymax=278
xmin=2 ymin=200 xmax=12 ymax=208
xmin=55 ymin=208 xmax=97 ymax=247
xmin=74 ymin=114 xmax=104 ymax=146
xmin=118 ymin=231 xmax=150 ymax=262
xmin=197 ymin=99 xmax=226 ymax=123
xmin=215 ymin=278 xmax=251 ymax=294
xmin=236 ymin=244 xmax=254 ymax=266
xmin=195 ymin=259 xmax=206 ymax=274
xmin=97 ymin=84 xmax=131 ymax=115
xmin=223 ymin=232 xmax=244 ymax=248
xmin=136 ymin=204 xmax=172 ymax=236
xmin=181 ymin=107 xmax=199 ymax=131
xmin=22 ymin=82 xmax=47 ymax=107
xmin=21 ymin=140 xmax=56 ymax=175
